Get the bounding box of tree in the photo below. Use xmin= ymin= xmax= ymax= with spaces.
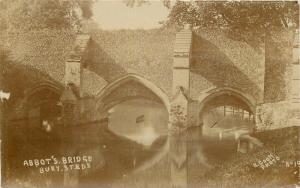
xmin=0 ymin=0 xmax=95 ymax=32
xmin=124 ymin=0 xmax=171 ymax=8
xmin=165 ymin=1 xmax=299 ymax=32
xmin=126 ymin=0 xmax=299 ymax=42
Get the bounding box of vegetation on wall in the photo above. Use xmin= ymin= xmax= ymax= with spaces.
xmin=0 ymin=0 xmax=94 ymax=32
xmin=0 ymin=0 xmax=93 ymax=106
xmin=0 ymin=30 xmax=74 ymax=108
xmin=83 ymin=29 xmax=175 ymax=96
xmin=165 ymin=1 xmax=298 ymax=29
xmin=127 ymin=1 xmax=299 ymax=43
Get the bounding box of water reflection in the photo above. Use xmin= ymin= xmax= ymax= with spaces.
xmin=79 ymin=99 xmax=170 ymax=184
xmin=80 ymin=126 xmax=169 ymax=186
xmin=7 ymin=99 xmax=261 ymax=187
xmin=126 ymin=126 xmax=160 ymax=146
xmin=92 ymin=101 xmax=256 ymax=183
xmin=108 ymin=99 xmax=169 ymax=146
xmin=203 ymin=105 xmax=255 ymax=140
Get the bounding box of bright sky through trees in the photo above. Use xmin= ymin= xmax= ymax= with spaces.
xmin=92 ymin=1 xmax=170 ymax=30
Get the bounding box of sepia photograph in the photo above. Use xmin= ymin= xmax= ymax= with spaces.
xmin=0 ymin=0 xmax=300 ymax=187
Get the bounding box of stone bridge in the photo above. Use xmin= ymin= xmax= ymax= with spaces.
xmin=2 ymin=26 xmax=300 ymax=187
xmin=9 ymin=26 xmax=298 ymax=130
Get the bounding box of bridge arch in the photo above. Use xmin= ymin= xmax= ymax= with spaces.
xmin=94 ymin=74 xmax=171 ymax=173
xmin=198 ymin=87 xmax=256 ymax=115
xmin=95 ymin=73 xmax=170 ymax=149
xmin=25 ymin=81 xmax=63 ymax=129
xmin=25 ymin=81 xmax=63 ymax=99
xmin=197 ymin=86 xmax=257 ymax=135
xmin=96 ymin=73 xmax=170 ymax=113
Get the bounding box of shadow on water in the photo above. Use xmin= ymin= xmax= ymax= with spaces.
xmin=6 ymin=121 xmax=169 ymax=188
xmin=84 ymin=121 xmax=250 ymax=186
xmin=6 ymin=121 xmax=255 ymax=188
xmin=79 ymin=127 xmax=169 ymax=185
xmin=6 ymin=91 xmax=259 ymax=188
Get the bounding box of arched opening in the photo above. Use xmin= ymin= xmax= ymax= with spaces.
xmin=197 ymin=88 xmax=256 ymax=160
xmin=92 ymin=74 xmax=170 ymax=180
xmin=201 ymin=93 xmax=255 ymax=139
xmin=27 ymin=86 xmax=62 ymax=131
xmin=96 ymin=74 xmax=170 ymax=145
xmin=96 ymin=74 xmax=170 ymax=112
xmin=7 ymin=84 xmax=64 ymax=186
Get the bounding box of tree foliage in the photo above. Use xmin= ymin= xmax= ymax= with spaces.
xmin=126 ymin=0 xmax=299 ymax=41
xmin=166 ymin=1 xmax=299 ymax=32
xmin=0 ymin=0 xmax=94 ymax=32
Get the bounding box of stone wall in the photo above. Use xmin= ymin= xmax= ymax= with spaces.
xmin=84 ymin=29 xmax=176 ymax=98
xmin=257 ymin=29 xmax=298 ymax=130
xmin=264 ymin=30 xmax=294 ymax=103
xmin=190 ymin=29 xmax=265 ymax=104
xmin=256 ymin=101 xmax=300 ymax=130
xmin=2 ymin=27 xmax=298 ymax=133
xmin=100 ymin=80 xmax=163 ymax=112
xmin=2 ymin=30 xmax=75 ymax=85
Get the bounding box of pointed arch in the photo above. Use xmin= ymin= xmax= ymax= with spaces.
xmin=198 ymin=86 xmax=256 ymax=114
xmin=96 ymin=74 xmax=170 ymax=112
xmin=25 ymin=81 xmax=63 ymax=99
xmin=24 ymin=81 xmax=63 ymax=128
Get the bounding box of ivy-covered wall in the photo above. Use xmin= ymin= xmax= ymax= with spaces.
xmin=3 ymin=29 xmax=75 ymax=84
xmin=264 ymin=29 xmax=294 ymax=103
xmin=100 ymin=80 xmax=163 ymax=111
xmin=257 ymin=29 xmax=296 ymax=130
xmin=1 ymin=28 xmax=297 ymax=128
xmin=190 ymin=28 xmax=265 ymax=104
xmin=2 ymin=28 xmax=294 ymax=105
xmin=84 ymin=29 xmax=176 ymax=97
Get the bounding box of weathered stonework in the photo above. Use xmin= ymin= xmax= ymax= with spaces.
xmin=169 ymin=25 xmax=193 ymax=188
xmin=264 ymin=30 xmax=294 ymax=103
xmin=2 ymin=24 xmax=300 ymax=188
xmin=100 ymin=81 xmax=163 ymax=113
xmin=190 ymin=29 xmax=265 ymax=104
xmin=256 ymin=29 xmax=300 ymax=130
xmin=290 ymin=29 xmax=300 ymax=127
xmin=256 ymin=101 xmax=300 ymax=130
xmin=85 ymin=29 xmax=175 ymax=98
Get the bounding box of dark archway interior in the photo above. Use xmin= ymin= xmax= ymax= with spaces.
xmin=201 ymin=93 xmax=254 ymax=138
xmin=188 ymin=93 xmax=255 ymax=163
xmin=202 ymin=93 xmax=253 ymax=113
xmin=7 ymin=88 xmax=64 ymax=186
xmin=27 ymin=89 xmax=62 ymax=129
